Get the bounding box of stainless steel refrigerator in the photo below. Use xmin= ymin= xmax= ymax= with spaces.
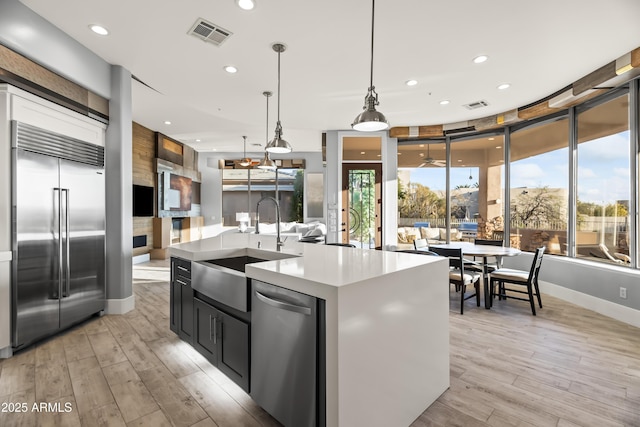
xmin=11 ymin=121 xmax=105 ymax=350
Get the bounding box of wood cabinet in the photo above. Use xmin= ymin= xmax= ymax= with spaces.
xmin=193 ymin=297 xmax=249 ymax=392
xmin=170 ymin=257 xmax=193 ymax=343
xmin=182 ymin=216 xmax=203 ymax=242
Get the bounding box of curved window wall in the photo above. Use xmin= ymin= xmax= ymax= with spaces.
xmin=576 ymin=92 xmax=631 ymax=266
xmin=396 ymin=79 xmax=639 ymax=270
xmin=510 ymin=117 xmax=569 ymax=254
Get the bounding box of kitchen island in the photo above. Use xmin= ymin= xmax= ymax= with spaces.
xmin=170 ymin=233 xmax=449 ymax=427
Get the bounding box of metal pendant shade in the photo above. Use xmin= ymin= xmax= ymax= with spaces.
xmin=239 ymin=135 xmax=251 ymax=166
xmin=352 ymin=0 xmax=389 ymax=132
xmin=257 ymin=150 xmax=276 ymax=170
xmin=266 ymin=43 xmax=292 ymax=153
xmin=258 ymin=91 xmax=277 ymax=170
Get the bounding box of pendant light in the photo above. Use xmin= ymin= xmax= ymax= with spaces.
xmin=469 ymin=168 xmax=473 ymax=180
xmin=239 ymin=135 xmax=251 ymax=167
xmin=352 ymin=0 xmax=388 ymax=132
xmin=258 ymin=91 xmax=277 ymax=170
xmin=266 ymin=43 xmax=292 ymax=153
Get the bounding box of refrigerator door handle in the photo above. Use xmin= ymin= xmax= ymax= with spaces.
xmin=54 ymin=187 xmax=62 ymax=300
xmin=62 ymin=188 xmax=70 ymax=298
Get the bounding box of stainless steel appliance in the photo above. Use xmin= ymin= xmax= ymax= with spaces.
xmin=11 ymin=121 xmax=105 ymax=349
xmin=251 ymin=280 xmax=325 ymax=427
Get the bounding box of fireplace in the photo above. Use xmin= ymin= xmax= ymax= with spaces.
xmin=171 ymin=218 xmax=184 ymax=244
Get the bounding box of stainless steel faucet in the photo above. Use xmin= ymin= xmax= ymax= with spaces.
xmin=255 ymin=196 xmax=284 ymax=251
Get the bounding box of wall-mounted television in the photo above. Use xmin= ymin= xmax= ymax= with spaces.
xmin=133 ymin=184 xmax=154 ymax=217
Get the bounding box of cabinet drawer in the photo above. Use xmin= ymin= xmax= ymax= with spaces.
xmin=175 ymin=261 xmax=191 ymax=279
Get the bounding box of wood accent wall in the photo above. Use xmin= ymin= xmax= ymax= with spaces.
xmin=133 ymin=122 xmax=156 ymax=256
xmin=0 ymin=44 xmax=109 ymax=121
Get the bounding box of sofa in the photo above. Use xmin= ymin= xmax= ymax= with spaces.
xmin=397 ymin=226 xmax=463 ymax=248
xmin=255 ymin=221 xmax=327 ymax=242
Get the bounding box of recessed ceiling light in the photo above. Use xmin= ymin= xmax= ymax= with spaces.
xmin=405 ymin=79 xmax=418 ymax=86
xmin=236 ymin=0 xmax=256 ymax=10
xmin=196 ymin=139 xmax=201 ymax=142
xmin=488 ymin=137 xmax=495 ymax=141
xmin=439 ymin=100 xmax=450 ymax=105
xmin=89 ymin=24 xmax=109 ymax=36
xmin=223 ymin=65 xmax=238 ymax=74
xmin=419 ymin=153 xmax=424 ymax=157
xmin=419 ymin=144 xmax=424 ymax=147
xmin=164 ymin=121 xmax=171 ymax=125
xmin=457 ymin=159 xmax=462 ymax=162
xmin=361 ymin=151 xmax=366 ymax=155
xmin=497 ymin=83 xmax=511 ymax=90
xmin=473 ymin=55 xmax=488 ymax=64
xmin=397 ymin=153 xmax=402 ymax=155
xmin=496 ymin=146 xmax=501 ymax=149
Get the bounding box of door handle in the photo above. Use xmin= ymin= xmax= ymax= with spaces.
xmin=54 ymin=188 xmax=62 ymax=300
xmin=62 ymin=188 xmax=70 ymax=298
xmin=212 ymin=317 xmax=218 ymax=344
xmin=176 ymin=279 xmax=188 ymax=286
xmin=255 ymin=291 xmax=312 ymax=315
xmin=177 ymin=266 xmax=189 ymax=272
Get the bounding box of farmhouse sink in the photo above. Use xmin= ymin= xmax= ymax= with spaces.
xmin=191 ymin=250 xmax=298 ymax=312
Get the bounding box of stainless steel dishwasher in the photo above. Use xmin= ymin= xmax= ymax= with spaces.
xmin=251 ymin=280 xmax=325 ymax=427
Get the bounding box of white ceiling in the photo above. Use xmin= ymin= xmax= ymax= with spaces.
xmin=20 ymin=0 xmax=640 ymax=153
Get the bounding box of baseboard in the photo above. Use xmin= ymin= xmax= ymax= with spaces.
xmin=539 ymin=281 xmax=640 ymax=328
xmin=0 ymin=346 xmax=12 ymax=359
xmin=105 ymin=294 xmax=135 ymax=315
xmin=132 ymin=253 xmax=150 ymax=264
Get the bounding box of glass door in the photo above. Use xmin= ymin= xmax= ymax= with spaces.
xmin=341 ymin=164 xmax=382 ymax=249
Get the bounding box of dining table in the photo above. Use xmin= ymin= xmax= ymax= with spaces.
xmin=430 ymin=242 xmax=521 ymax=309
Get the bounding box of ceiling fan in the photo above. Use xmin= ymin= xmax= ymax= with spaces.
xmin=236 ymin=136 xmax=255 ymax=167
xmin=418 ymin=144 xmax=446 ymax=167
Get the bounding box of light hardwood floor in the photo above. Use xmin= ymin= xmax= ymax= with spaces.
xmin=1 ymin=259 xmax=639 ymax=427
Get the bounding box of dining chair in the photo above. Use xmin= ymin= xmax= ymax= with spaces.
xmin=430 ymin=247 xmax=481 ymax=314
xmin=471 ymin=238 xmax=503 ymax=271
xmin=325 ymin=242 xmax=356 ymax=248
xmin=395 ymin=249 xmax=440 ymax=256
xmin=489 ymin=246 xmax=545 ymax=315
xmin=413 ymin=238 xmax=428 ymax=250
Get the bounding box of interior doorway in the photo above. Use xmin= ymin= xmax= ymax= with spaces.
xmin=341 ymin=163 xmax=382 ymax=249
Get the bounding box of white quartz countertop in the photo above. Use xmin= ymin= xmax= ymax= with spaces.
xmin=169 ymin=234 xmax=443 ymax=289
xmin=0 ymin=251 xmax=11 ymax=262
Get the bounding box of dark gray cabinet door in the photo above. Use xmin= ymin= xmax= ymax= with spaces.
xmin=193 ymin=298 xmax=217 ymax=364
xmin=218 ymin=310 xmax=249 ymax=392
xmin=193 ymin=297 xmax=249 ymax=392
xmin=169 ymin=261 xmax=179 ymax=334
xmin=179 ymin=277 xmax=193 ymax=341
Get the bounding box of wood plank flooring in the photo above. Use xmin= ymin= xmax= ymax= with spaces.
xmin=1 ymin=259 xmax=639 ymax=426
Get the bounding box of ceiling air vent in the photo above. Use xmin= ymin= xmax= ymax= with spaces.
xmin=463 ymin=100 xmax=489 ymax=110
xmin=188 ymin=18 xmax=232 ymax=46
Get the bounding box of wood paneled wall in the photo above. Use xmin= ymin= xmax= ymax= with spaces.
xmin=133 ymin=122 xmax=156 ymax=256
